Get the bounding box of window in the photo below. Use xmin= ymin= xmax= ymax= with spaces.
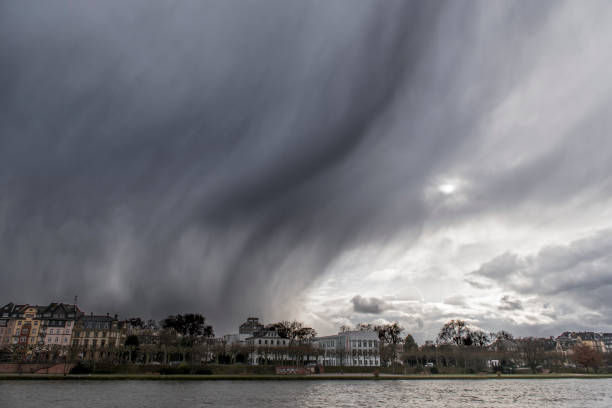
xmin=17 ymin=321 xmax=22 ymax=326
xmin=258 ymin=340 xmax=261 ymax=345
xmin=50 ymin=329 xmax=54 ymax=334
xmin=55 ymin=337 xmax=59 ymax=343
xmin=34 ymin=321 xmax=38 ymax=326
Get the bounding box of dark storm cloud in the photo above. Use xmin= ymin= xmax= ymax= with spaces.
xmin=351 ymin=295 xmax=389 ymax=314
xmin=2 ymin=0 xmax=612 ymax=336
xmin=0 ymin=0 xmax=452 ymax=331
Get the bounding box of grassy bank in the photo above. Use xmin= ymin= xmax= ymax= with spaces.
xmin=1 ymin=373 xmax=612 ymax=381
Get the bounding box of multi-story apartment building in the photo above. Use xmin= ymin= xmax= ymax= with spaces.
xmin=0 ymin=303 xmax=20 ymax=348
xmin=39 ymin=303 xmax=81 ymax=348
xmin=72 ymin=313 xmax=125 ymax=352
xmin=602 ymin=333 xmax=612 ymax=353
xmin=312 ymin=330 xmax=380 ymax=367
xmin=11 ymin=305 xmax=44 ymax=349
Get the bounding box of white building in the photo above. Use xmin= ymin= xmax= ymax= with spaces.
xmin=245 ymin=326 xmax=293 ymax=364
xmin=222 ymin=317 xmax=265 ymax=345
xmin=312 ymin=330 xmax=380 ymax=367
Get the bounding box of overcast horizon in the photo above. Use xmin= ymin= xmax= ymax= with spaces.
xmin=2 ymin=1 xmax=612 ymax=343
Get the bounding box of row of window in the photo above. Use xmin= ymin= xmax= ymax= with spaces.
xmin=75 ymin=331 xmax=115 ymax=338
xmin=44 ymin=337 xmax=69 ymax=343
xmin=16 ymin=320 xmax=73 ymax=327
xmin=350 ymin=340 xmax=378 ymax=348
xmin=76 ymin=339 xmax=108 ymax=347
xmin=257 ymin=339 xmax=287 ymax=345
xmin=47 ymin=328 xmax=70 ymax=335
xmin=352 ymin=359 xmax=378 ymax=366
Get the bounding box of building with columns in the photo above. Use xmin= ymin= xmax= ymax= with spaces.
xmin=312 ymin=330 xmax=380 ymax=367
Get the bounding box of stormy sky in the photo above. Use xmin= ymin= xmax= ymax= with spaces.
xmin=1 ymin=1 xmax=612 ymax=341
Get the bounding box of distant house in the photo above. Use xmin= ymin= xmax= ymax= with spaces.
xmin=222 ymin=317 xmax=265 ymax=345
xmin=312 ymin=330 xmax=380 ymax=367
xmin=245 ymin=324 xmax=290 ymax=364
xmin=556 ymin=331 xmax=606 ymax=355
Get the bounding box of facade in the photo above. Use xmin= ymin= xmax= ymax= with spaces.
xmin=39 ymin=303 xmax=81 ymax=349
xmin=72 ymin=313 xmax=125 ymax=352
xmin=602 ymin=333 xmax=612 ymax=353
xmin=245 ymin=325 xmax=290 ymax=364
xmin=11 ymin=305 xmax=44 ymax=350
xmin=556 ymin=331 xmax=606 ymax=354
xmin=223 ymin=317 xmax=265 ymax=345
xmin=0 ymin=303 xmax=19 ymax=348
xmin=246 ymin=327 xmax=289 ymax=348
xmin=126 ymin=325 xmax=160 ymax=346
xmin=312 ymin=330 xmax=380 ymax=367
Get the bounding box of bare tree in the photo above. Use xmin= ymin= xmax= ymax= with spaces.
xmin=571 ymin=344 xmax=604 ymax=373
xmin=437 ymin=320 xmax=470 ymax=346
xmin=375 ymin=322 xmax=404 ymax=373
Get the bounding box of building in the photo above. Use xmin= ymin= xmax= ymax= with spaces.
xmin=72 ymin=313 xmax=125 ymax=359
xmin=245 ymin=325 xmax=290 ymax=364
xmin=556 ymin=331 xmax=606 ymax=354
xmin=0 ymin=303 xmax=20 ymax=348
xmin=312 ymin=330 xmax=380 ymax=367
xmin=223 ymin=317 xmax=265 ymax=345
xmin=9 ymin=305 xmax=44 ymax=351
xmin=39 ymin=303 xmax=82 ymax=349
xmin=602 ymin=333 xmax=612 ymax=353
xmin=125 ymin=322 xmax=161 ymax=346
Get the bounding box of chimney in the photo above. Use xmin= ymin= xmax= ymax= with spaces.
xmin=114 ymin=314 xmax=118 ymax=320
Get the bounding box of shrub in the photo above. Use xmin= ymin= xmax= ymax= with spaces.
xmin=69 ymin=362 xmax=93 ymax=374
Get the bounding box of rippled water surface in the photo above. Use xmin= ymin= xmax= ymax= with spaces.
xmin=1 ymin=379 xmax=611 ymax=407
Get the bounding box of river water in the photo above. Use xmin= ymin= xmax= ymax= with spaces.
xmin=1 ymin=379 xmax=611 ymax=407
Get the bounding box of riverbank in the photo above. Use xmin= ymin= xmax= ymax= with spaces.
xmin=2 ymin=373 xmax=612 ymax=381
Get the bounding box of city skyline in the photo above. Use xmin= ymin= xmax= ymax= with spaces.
xmin=2 ymin=1 xmax=612 ymax=343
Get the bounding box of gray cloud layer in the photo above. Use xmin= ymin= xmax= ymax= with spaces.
xmin=2 ymin=1 xmax=612 ymax=335
xmin=471 ymin=229 xmax=612 ymax=324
